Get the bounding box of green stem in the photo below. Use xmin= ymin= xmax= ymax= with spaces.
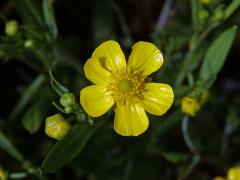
xmin=32 ymin=48 xmax=50 ymax=70
xmin=190 ymin=22 xmax=220 ymax=51
xmin=181 ymin=115 xmax=198 ymax=154
xmin=107 ymin=0 xmax=133 ymax=46
xmin=154 ymin=0 xmax=172 ymax=32
xmin=180 ymin=116 xmax=200 ymax=179
xmin=179 ymin=155 xmax=200 ymax=179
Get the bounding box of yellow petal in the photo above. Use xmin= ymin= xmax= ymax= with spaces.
xmin=227 ymin=167 xmax=240 ymax=180
xmin=114 ymin=102 xmax=149 ymax=136
xmin=212 ymin=176 xmax=225 ymax=180
xmin=141 ymin=83 xmax=174 ymax=116
xmin=127 ymin=41 xmax=163 ymax=75
xmin=92 ymin=40 xmax=126 ymax=72
xmin=84 ymin=57 xmax=111 ymax=86
xmin=80 ymin=85 xmax=114 ymax=117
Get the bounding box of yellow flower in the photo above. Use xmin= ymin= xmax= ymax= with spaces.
xmin=45 ymin=114 xmax=71 ymax=140
xmin=181 ymin=97 xmax=201 ymax=117
xmin=0 ymin=166 xmax=7 ymax=180
xmin=227 ymin=167 xmax=240 ymax=180
xmin=80 ymin=40 xmax=174 ymax=136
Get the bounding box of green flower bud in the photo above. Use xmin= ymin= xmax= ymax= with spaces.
xmin=60 ymin=92 xmax=75 ymax=107
xmin=64 ymin=106 xmax=74 ymax=113
xmin=5 ymin=20 xmax=18 ymax=36
xmin=24 ymin=39 xmax=34 ymax=48
xmin=198 ymin=9 xmax=209 ymax=21
xmin=213 ymin=7 xmax=224 ymax=22
xmin=45 ymin=114 xmax=71 ymax=140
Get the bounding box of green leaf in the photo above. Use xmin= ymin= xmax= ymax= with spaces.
xmin=21 ymin=25 xmax=46 ymax=41
xmin=224 ymin=0 xmax=240 ymax=20
xmin=0 ymin=130 xmax=24 ymax=162
xmin=42 ymin=0 xmax=58 ymax=39
xmin=158 ymin=110 xmax=183 ymax=134
xmin=174 ymin=86 xmax=193 ymax=98
xmin=9 ymin=74 xmax=45 ymax=120
xmin=161 ymin=152 xmax=188 ymax=164
xmin=200 ymin=26 xmax=237 ymax=81
xmin=13 ymin=0 xmax=44 ymax=28
xmin=49 ymin=71 xmax=69 ymax=96
xmin=196 ymin=75 xmax=216 ymax=91
xmin=41 ymin=119 xmax=106 ymax=173
xmin=22 ymin=103 xmax=45 ymax=134
xmin=175 ymin=48 xmax=205 ymax=86
xmin=191 ymin=0 xmax=200 ymax=32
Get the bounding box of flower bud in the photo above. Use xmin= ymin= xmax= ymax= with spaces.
xmin=0 ymin=166 xmax=7 ymax=180
xmin=5 ymin=20 xmax=18 ymax=36
xmin=212 ymin=7 xmax=224 ymax=22
xmin=64 ymin=106 xmax=74 ymax=114
xmin=24 ymin=39 xmax=34 ymax=48
xmin=45 ymin=114 xmax=71 ymax=140
xmin=198 ymin=9 xmax=209 ymax=21
xmin=181 ymin=96 xmax=201 ymax=117
xmin=60 ymin=92 xmax=75 ymax=107
xmin=227 ymin=167 xmax=240 ymax=180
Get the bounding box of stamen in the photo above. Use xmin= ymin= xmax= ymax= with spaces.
xmin=107 ymin=68 xmax=146 ymax=105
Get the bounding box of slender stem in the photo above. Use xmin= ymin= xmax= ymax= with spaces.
xmin=107 ymin=0 xmax=133 ymax=46
xmin=190 ymin=22 xmax=220 ymax=51
xmin=123 ymin=160 xmax=134 ymax=180
xmin=181 ymin=115 xmax=197 ymax=154
xmin=179 ymin=155 xmax=200 ymax=179
xmin=155 ymin=0 xmax=172 ymax=32
xmin=180 ymin=116 xmax=200 ymax=179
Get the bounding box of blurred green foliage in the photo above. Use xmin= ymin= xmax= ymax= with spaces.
xmin=0 ymin=0 xmax=240 ymax=179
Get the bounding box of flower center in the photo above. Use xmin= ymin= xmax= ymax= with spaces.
xmin=107 ymin=69 xmax=146 ymax=104
xmin=118 ymin=79 xmax=132 ymax=93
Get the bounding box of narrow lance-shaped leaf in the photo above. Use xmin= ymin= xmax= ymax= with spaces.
xmin=200 ymin=26 xmax=237 ymax=81
xmin=0 ymin=130 xmax=24 ymax=162
xmin=161 ymin=151 xmax=189 ymax=164
xmin=196 ymin=75 xmax=216 ymax=91
xmin=224 ymin=0 xmax=240 ymax=20
xmin=13 ymin=0 xmax=44 ymax=28
xmin=22 ymin=102 xmax=45 ymax=134
xmin=49 ymin=71 xmax=69 ymax=96
xmin=42 ymin=0 xmax=58 ymax=39
xmin=9 ymin=74 xmax=45 ymax=120
xmin=41 ymin=119 xmax=106 ymax=173
xmin=191 ymin=0 xmax=200 ymax=32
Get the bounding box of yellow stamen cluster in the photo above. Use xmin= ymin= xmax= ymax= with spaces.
xmin=107 ymin=68 xmax=146 ymax=105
